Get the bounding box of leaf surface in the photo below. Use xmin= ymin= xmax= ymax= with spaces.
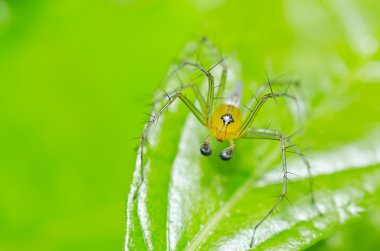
xmin=125 ymin=62 xmax=380 ymax=250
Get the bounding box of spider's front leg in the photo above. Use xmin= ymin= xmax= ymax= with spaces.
xmin=182 ymin=61 xmax=228 ymax=157
xmin=242 ymin=129 xmax=289 ymax=248
xmin=245 ymin=78 xmax=299 ymax=109
xmin=239 ymin=92 xmax=296 ymax=135
xmin=181 ymin=61 xmax=215 ymax=125
xmin=132 ymin=91 xmax=207 ymax=201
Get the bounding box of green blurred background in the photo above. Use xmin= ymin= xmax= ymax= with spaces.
xmin=1 ymin=0 xmax=379 ymax=250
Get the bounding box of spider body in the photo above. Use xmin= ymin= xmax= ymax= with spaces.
xmin=209 ymin=103 xmax=242 ymax=142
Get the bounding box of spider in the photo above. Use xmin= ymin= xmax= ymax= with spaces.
xmin=131 ymin=38 xmax=318 ymax=249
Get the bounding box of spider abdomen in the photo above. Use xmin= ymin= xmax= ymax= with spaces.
xmin=208 ymin=104 xmax=242 ymax=142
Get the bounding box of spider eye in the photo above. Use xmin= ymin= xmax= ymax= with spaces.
xmin=200 ymin=142 xmax=212 ymax=156
xmin=219 ymin=149 xmax=233 ymax=160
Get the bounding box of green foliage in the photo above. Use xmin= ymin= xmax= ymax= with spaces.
xmin=1 ymin=0 xmax=380 ymax=250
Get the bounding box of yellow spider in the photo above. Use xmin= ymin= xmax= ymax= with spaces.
xmin=132 ymin=38 xmax=318 ymax=248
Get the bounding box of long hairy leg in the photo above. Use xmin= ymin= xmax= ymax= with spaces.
xmin=286 ymin=140 xmax=319 ymax=213
xmin=170 ymin=37 xmax=228 ymax=125
xmin=165 ymin=44 xmax=227 ymax=155
xmin=245 ymin=77 xmax=299 ymax=109
xmin=199 ymin=37 xmax=228 ymax=105
xmin=214 ymin=64 xmax=227 ymax=104
xmin=243 ymin=128 xmax=320 ymax=247
xmin=133 ymin=92 xmax=207 ymax=201
xmin=238 ymin=92 xmax=297 ymax=135
xmin=153 ymin=83 xmax=206 ymax=114
xmin=246 ymin=128 xmax=319 ymax=213
xmin=180 ymin=61 xmax=215 ymax=125
xmin=242 ymin=129 xmax=289 ymax=248
xmin=126 ymin=89 xmax=207 ymax=249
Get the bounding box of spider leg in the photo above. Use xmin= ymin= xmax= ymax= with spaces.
xmin=214 ymin=65 xmax=227 ymax=105
xmin=198 ymin=63 xmax=227 ymax=157
xmin=154 ymin=83 xmax=206 ymax=115
xmin=199 ymin=37 xmax=228 ymax=106
xmin=175 ymin=37 xmax=227 ymax=125
xmin=243 ymin=128 xmax=320 ymax=247
xmin=246 ymin=78 xmax=299 ymax=108
xmin=284 ymin=138 xmax=321 ymax=215
xmin=242 ymin=129 xmax=288 ymax=248
xmin=133 ymin=92 xmax=206 ymax=201
xmin=238 ymin=92 xmax=297 ymax=135
xmin=181 ymin=61 xmax=215 ymax=125
xmin=246 ymin=128 xmax=320 ymax=213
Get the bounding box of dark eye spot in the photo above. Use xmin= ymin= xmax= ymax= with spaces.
xmin=221 ymin=114 xmax=234 ymax=125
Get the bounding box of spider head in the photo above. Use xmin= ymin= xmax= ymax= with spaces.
xmin=200 ymin=142 xmax=212 ymax=156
